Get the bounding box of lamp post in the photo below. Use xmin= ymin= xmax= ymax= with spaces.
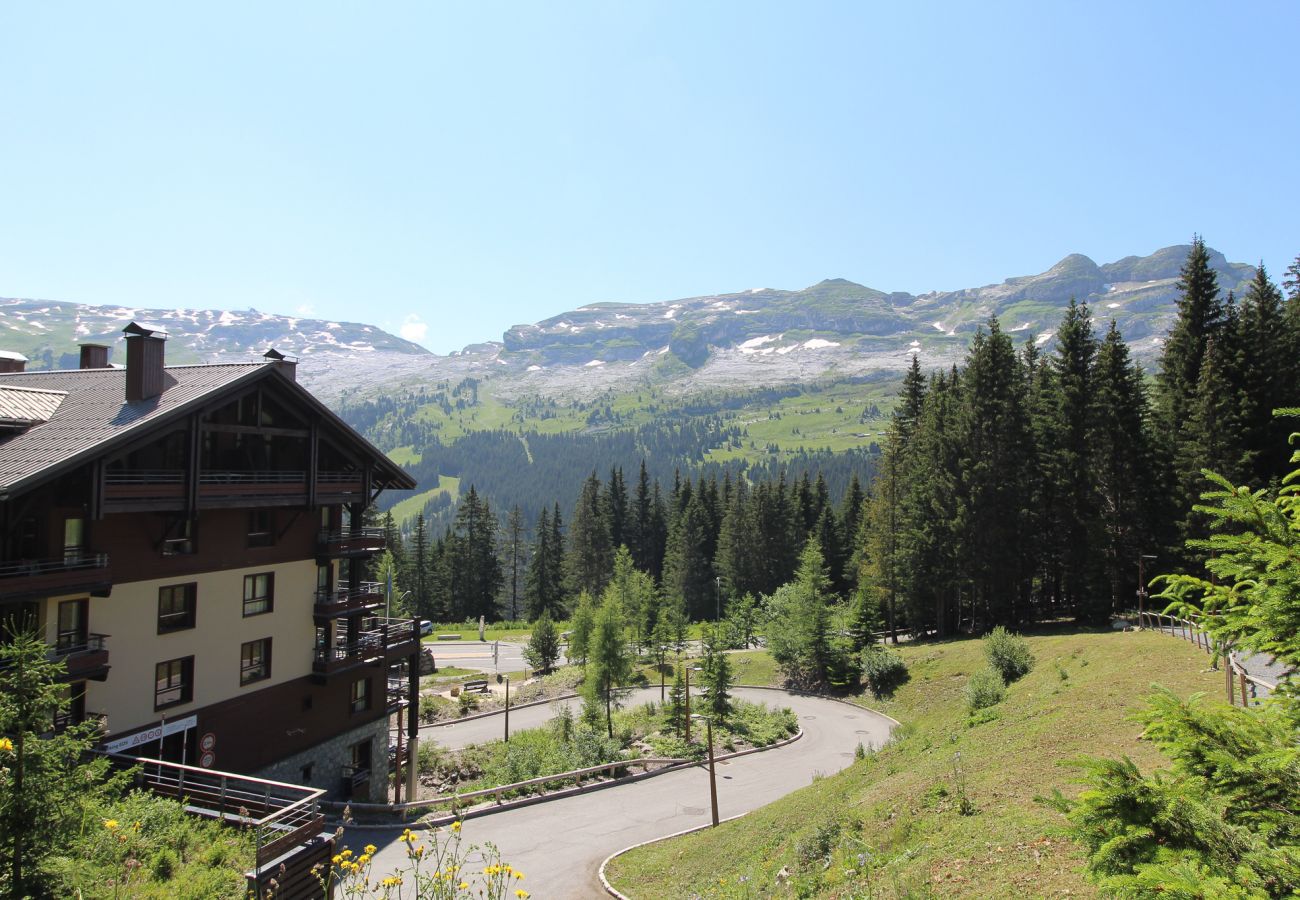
xmin=504 ymin=675 xmax=510 ymax=743
xmin=1136 ymin=554 xmax=1157 ymax=627
xmin=684 ymin=663 xmax=691 ymax=743
xmin=692 ymin=714 xmax=720 ymax=827
xmin=715 ymin=575 xmax=721 ymax=622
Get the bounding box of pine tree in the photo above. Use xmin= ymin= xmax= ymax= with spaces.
xmin=604 ymin=467 xmax=628 ymax=552
xmin=605 ymin=546 xmax=657 ymax=651
xmin=567 ymin=472 xmax=613 ymax=597
xmin=567 ymin=590 xmax=596 ymax=666
xmin=766 ymin=537 xmax=836 ymax=689
xmin=1090 ymin=321 xmax=1161 ymax=612
xmin=629 ymin=460 xmax=653 ymax=571
xmin=666 ymin=663 xmax=688 ymax=738
xmin=662 ymin=489 xmax=716 ymax=619
xmin=715 ymin=476 xmax=760 ymax=599
xmin=410 ymin=513 xmax=432 ymax=618
xmin=1236 ymin=264 xmax=1291 ymax=484
xmin=523 ymin=506 xmax=553 ymax=620
xmin=523 ymin=611 xmax=560 ymax=673
xmin=1046 ymin=300 xmax=1104 ymax=621
xmin=502 ymin=505 xmax=527 ymax=620
xmin=698 ymin=623 xmax=733 ymax=723
xmin=584 ymin=595 xmax=633 ymax=737
xmin=1157 ymin=236 xmax=1224 ymax=431
xmin=958 ymin=319 xmax=1033 ymax=626
xmin=895 ymin=353 xmax=927 ymax=443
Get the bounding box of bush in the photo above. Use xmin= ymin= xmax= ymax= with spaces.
xmin=984 ymin=626 xmax=1034 ymax=684
xmin=966 ymin=668 xmax=1007 ymax=711
xmin=861 ymin=647 xmax=910 ymax=699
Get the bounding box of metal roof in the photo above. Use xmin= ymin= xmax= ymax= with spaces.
xmin=0 ymin=385 xmax=68 ymax=427
xmin=0 ymin=362 xmax=414 ymax=498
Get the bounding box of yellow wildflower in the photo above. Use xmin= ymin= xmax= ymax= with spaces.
xmin=515 ymin=890 xmax=530 ymax=899
xmin=103 ymin=819 xmax=119 ymax=830
xmin=0 ymin=737 xmax=13 ymax=752
xmin=515 ymin=871 xmax=524 ymax=880
xmin=359 ymin=854 xmax=371 ymax=865
xmin=364 ymin=843 xmax=378 ymax=855
xmin=332 ymin=854 xmax=342 ymax=865
xmin=450 ymin=820 xmax=461 ymax=832
xmin=458 ymin=882 xmax=469 ymax=890
xmin=381 ymin=876 xmax=402 ymax=887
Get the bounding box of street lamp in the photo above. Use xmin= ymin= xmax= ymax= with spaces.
xmin=691 ymin=714 xmax=720 ymax=827
xmin=715 ymin=576 xmax=721 ymax=622
xmin=1136 ymin=554 xmax=1157 ymax=626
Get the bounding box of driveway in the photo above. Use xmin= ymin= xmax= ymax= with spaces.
xmin=347 ymin=686 xmax=895 ymax=897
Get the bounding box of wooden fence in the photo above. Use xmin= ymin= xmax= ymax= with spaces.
xmin=1129 ymin=609 xmax=1280 ymax=706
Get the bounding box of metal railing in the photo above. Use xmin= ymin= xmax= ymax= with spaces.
xmin=318 ymin=471 xmax=364 ymax=484
xmin=53 ymin=632 xmax=109 ymax=658
xmin=313 ymin=581 xmax=383 ymax=615
xmin=102 ymin=752 xmax=326 ymax=867
xmin=0 ymin=553 xmax=110 ymax=579
xmin=199 ymin=470 xmax=307 ymax=485
xmin=105 ymin=469 xmax=184 ymax=484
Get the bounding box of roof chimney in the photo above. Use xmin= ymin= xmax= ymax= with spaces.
xmin=123 ymin=322 xmax=167 ymax=403
xmin=263 ymin=348 xmax=298 ymax=382
xmin=79 ymin=343 xmax=111 ymax=370
xmin=0 ymin=351 xmax=28 ymax=374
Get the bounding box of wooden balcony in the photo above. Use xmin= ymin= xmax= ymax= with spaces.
xmin=105 ymin=468 xmax=368 ymax=511
xmin=311 ymin=618 xmax=419 ymax=676
xmin=0 ymin=554 xmax=112 ymax=602
xmin=316 ymin=526 xmax=385 ymax=559
xmin=313 ymin=582 xmax=384 ymax=618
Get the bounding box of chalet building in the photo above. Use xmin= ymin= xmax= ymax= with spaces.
xmin=0 ymin=324 xmax=417 ymax=803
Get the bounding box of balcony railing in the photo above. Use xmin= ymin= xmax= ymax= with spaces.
xmin=312 ymin=618 xmax=419 ymax=675
xmin=316 ymin=526 xmax=385 ymax=558
xmin=102 ymin=751 xmax=326 ymax=868
xmin=313 ymin=582 xmax=384 ymax=618
xmin=0 ymin=554 xmax=111 ymax=601
xmin=53 ymin=633 xmax=111 ymax=679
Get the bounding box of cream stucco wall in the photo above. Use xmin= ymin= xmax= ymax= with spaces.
xmin=45 ymin=559 xmax=328 ymax=738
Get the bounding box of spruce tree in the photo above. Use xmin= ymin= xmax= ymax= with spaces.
xmin=662 ymin=489 xmax=716 ymax=619
xmin=766 ymin=537 xmax=836 ymax=689
xmin=698 ymin=623 xmax=733 ymax=723
xmin=523 ymin=611 xmax=560 ymax=673
xmin=1157 ymin=236 xmax=1224 ymax=431
xmin=1236 ymin=264 xmax=1291 ymax=483
xmin=567 ymin=472 xmax=613 ymax=597
xmin=1090 ymin=321 xmax=1161 ymax=611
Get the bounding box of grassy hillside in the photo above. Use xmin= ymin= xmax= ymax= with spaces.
xmin=606 ymin=629 xmax=1223 ymax=898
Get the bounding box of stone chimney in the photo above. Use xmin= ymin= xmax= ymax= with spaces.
xmin=263 ymin=348 xmax=298 ymax=382
xmin=79 ymin=343 xmax=111 ymax=370
xmin=123 ymin=322 xmax=167 ymax=403
xmin=0 ymin=351 xmax=28 ymax=374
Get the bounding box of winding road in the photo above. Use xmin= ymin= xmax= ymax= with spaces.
xmin=346 ymin=686 xmax=895 ymax=898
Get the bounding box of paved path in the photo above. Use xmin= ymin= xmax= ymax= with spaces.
xmin=346 ymin=687 xmax=894 ymax=898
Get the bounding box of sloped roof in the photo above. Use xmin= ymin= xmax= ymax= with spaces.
xmin=0 ymin=385 xmax=67 ymax=427
xmin=0 ymin=362 xmax=414 ymax=497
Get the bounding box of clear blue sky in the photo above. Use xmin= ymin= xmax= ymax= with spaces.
xmin=2 ymin=2 xmax=1296 ymax=353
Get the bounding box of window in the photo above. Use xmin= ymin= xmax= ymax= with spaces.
xmin=157 ymin=584 xmax=197 ymax=633
xmin=240 ymin=638 xmax=272 ymax=685
xmin=350 ymin=677 xmax=371 ymax=714
xmin=63 ymin=518 xmax=86 ymax=562
xmin=247 ymin=510 xmax=275 ymax=548
xmin=154 ymin=656 xmax=194 ymax=710
xmin=243 ymin=572 xmax=273 ymax=616
xmin=162 ymin=518 xmax=196 ymax=556
xmin=54 ymin=682 xmax=86 ymax=731
xmin=56 ymin=599 xmax=87 ymax=651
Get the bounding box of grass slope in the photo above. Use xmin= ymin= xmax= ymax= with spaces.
xmin=607 ymin=629 xmax=1223 ymax=898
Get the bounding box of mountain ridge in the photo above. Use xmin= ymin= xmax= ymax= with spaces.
xmin=0 ymin=244 xmax=1255 ymax=405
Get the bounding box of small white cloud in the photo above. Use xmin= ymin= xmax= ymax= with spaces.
xmin=296 ymin=303 xmax=315 ymax=316
xmin=399 ymin=314 xmax=428 ymax=342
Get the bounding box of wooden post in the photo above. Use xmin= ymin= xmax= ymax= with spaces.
xmin=394 ymin=712 xmax=404 ymax=804
xmin=705 ymin=716 xmax=719 ymax=827
xmin=504 ymin=677 xmax=510 ymax=743
xmin=1240 ymin=670 xmax=1249 ymax=707
xmin=684 ymin=666 xmax=691 ymax=744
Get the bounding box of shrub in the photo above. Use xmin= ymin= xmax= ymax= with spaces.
xmin=966 ymin=668 xmax=1006 ymax=711
xmin=984 ymin=626 xmax=1034 ymax=684
xmin=861 ymin=647 xmax=910 ymax=699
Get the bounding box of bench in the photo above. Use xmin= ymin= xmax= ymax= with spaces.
xmin=437 ymin=634 xmax=462 ymax=641
xmin=461 ymin=679 xmax=490 ymax=694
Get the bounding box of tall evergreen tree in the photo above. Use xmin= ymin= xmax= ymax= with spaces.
xmin=1157 ymin=236 xmax=1224 ymax=431
xmin=604 ymin=467 xmax=628 ymax=552
xmin=958 ymin=319 xmax=1033 ymax=626
xmin=1236 ymin=264 xmax=1291 ymax=484
xmin=567 ymin=472 xmax=613 ymax=597
xmin=1090 ymin=321 xmax=1160 ymax=612
xmin=662 ymin=489 xmax=716 ymax=619
xmin=583 ymin=594 xmax=633 ymax=737
xmin=501 ymin=505 xmax=527 ymax=620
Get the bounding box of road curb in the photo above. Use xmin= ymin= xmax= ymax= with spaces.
xmin=596 ymin=685 xmax=901 ymax=899
xmin=393 ymin=692 xmax=581 ymax=734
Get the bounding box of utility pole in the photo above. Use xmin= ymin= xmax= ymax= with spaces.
xmin=696 ymin=714 xmax=719 ymax=827
xmin=504 ymin=676 xmax=510 ymax=743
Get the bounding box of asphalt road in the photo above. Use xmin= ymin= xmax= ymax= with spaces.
xmin=347 ymin=686 xmax=895 ymax=898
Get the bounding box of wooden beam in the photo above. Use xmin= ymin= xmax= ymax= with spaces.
xmin=185 ymin=413 xmax=201 ymax=516
xmin=307 ymin=420 xmax=319 ymax=509
xmin=201 ymin=423 xmax=311 ymax=438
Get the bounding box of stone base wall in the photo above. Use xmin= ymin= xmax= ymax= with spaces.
xmin=253 ymin=717 xmax=390 ymax=804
